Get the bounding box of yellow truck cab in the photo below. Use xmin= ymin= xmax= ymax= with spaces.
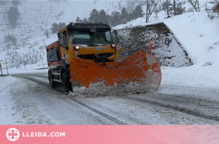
xmin=58 ymin=22 xmax=119 ymax=63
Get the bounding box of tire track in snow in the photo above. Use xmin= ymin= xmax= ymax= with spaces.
xmin=13 ymin=75 xmax=127 ymax=125
xmin=71 ymin=98 xmax=126 ymax=125
xmin=12 ymin=73 xmax=219 ymax=123
xmin=120 ymin=95 xmax=219 ymax=122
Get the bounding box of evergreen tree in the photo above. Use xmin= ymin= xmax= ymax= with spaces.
xmin=120 ymin=7 xmax=128 ymax=24
xmin=111 ymin=11 xmax=117 ymax=17
xmin=51 ymin=23 xmax=59 ymax=34
xmin=98 ymin=10 xmax=108 ymax=24
xmin=162 ymin=0 xmax=173 ymax=15
xmin=50 ymin=22 xmax=66 ymax=34
xmin=127 ymin=13 xmax=133 ymax=21
xmin=59 ymin=22 xmax=66 ymax=29
xmin=81 ymin=18 xmax=88 ymax=23
xmin=7 ymin=6 xmax=20 ymax=28
xmin=106 ymin=14 xmax=112 ymax=26
xmin=75 ymin=17 xmax=82 ymax=23
xmin=133 ymin=5 xmax=143 ymax=19
xmin=112 ymin=12 xmax=120 ymax=26
xmin=89 ymin=9 xmax=99 ymax=23
xmin=175 ymin=4 xmax=184 ymax=15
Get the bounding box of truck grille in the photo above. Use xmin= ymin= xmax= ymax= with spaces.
xmin=77 ymin=53 xmax=114 ymax=59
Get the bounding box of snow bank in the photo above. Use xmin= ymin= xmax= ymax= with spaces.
xmin=70 ymin=81 xmax=157 ymax=98
xmin=163 ymin=12 xmax=219 ymax=65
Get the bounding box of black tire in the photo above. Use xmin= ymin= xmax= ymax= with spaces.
xmin=48 ymin=71 xmax=57 ymax=88
xmin=62 ymin=72 xmax=72 ymax=92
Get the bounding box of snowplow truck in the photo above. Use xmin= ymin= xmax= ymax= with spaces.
xmin=46 ymin=22 xmax=161 ymax=92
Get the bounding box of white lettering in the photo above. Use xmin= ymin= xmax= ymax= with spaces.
xmin=50 ymin=132 xmax=54 ymax=137
xmin=60 ymin=132 xmax=65 ymax=137
xmin=43 ymin=132 xmax=47 ymax=137
xmin=21 ymin=131 xmax=65 ymax=138
xmin=31 ymin=132 xmax=34 ymax=137
xmin=55 ymin=132 xmax=59 ymax=137
xmin=22 ymin=132 xmax=26 ymax=137
xmin=38 ymin=132 xmax=42 ymax=137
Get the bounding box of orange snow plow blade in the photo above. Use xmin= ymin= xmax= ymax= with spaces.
xmin=70 ymin=50 xmax=161 ymax=91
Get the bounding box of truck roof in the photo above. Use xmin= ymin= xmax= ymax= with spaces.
xmin=66 ymin=23 xmax=111 ymax=30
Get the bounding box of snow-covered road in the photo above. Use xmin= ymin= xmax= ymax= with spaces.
xmin=0 ymin=71 xmax=217 ymax=125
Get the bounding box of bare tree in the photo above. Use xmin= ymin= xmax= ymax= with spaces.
xmin=44 ymin=29 xmax=50 ymax=39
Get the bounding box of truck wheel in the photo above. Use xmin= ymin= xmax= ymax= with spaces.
xmin=62 ymin=72 xmax=73 ymax=92
xmin=48 ymin=71 xmax=57 ymax=88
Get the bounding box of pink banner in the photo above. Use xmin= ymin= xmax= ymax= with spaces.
xmin=1 ymin=125 xmax=219 ymax=144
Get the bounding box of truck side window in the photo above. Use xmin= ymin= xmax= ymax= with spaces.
xmin=63 ymin=32 xmax=68 ymax=48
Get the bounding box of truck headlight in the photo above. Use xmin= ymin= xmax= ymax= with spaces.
xmin=75 ymin=46 xmax=80 ymax=50
xmin=111 ymin=44 xmax=116 ymax=48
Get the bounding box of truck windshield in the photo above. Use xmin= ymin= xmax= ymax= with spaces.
xmin=68 ymin=29 xmax=114 ymax=45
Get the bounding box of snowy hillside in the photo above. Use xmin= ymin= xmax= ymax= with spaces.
xmin=0 ymin=1 xmax=125 ymax=42
xmin=0 ymin=1 xmax=126 ymax=73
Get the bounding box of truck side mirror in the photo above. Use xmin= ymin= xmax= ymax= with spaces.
xmin=113 ymin=30 xmax=118 ymax=35
xmin=58 ymin=38 xmax=64 ymax=47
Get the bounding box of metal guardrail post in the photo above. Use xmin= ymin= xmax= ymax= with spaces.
xmin=0 ymin=62 xmax=3 ymax=77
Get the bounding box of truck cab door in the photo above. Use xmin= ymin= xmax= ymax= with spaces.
xmin=58 ymin=31 xmax=73 ymax=64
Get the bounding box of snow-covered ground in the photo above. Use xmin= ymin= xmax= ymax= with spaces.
xmin=0 ymin=76 xmax=17 ymax=124
xmin=1 ymin=72 xmax=219 ymax=125
xmin=159 ymin=64 xmax=219 ymax=101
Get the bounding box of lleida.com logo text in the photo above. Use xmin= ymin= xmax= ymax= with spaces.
xmin=6 ymin=128 xmax=65 ymax=141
